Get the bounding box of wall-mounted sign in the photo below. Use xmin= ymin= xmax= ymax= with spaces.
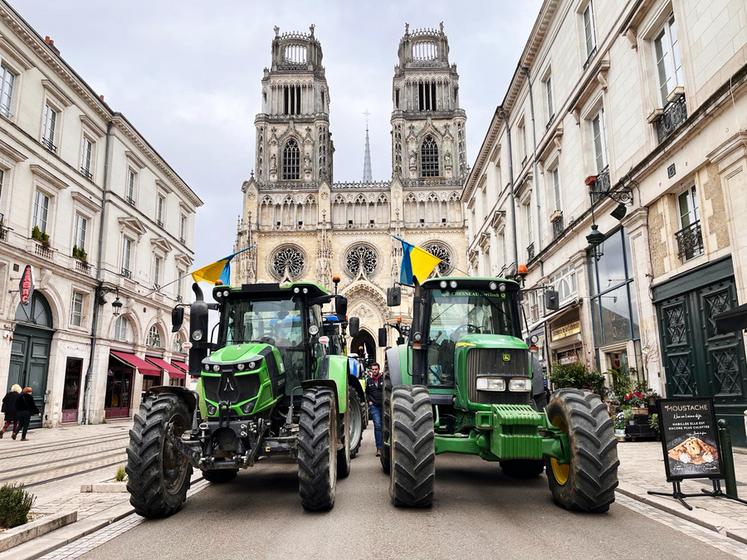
xmin=551 ymin=320 xmax=581 ymax=341
xmin=657 ymin=398 xmax=722 ymax=481
xmin=19 ymin=265 xmax=33 ymax=305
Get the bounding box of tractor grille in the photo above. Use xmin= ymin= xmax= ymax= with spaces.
xmin=203 ymin=373 xmax=260 ymax=405
xmin=467 ymin=348 xmax=530 ymax=405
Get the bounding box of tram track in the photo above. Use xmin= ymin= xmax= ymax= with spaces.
xmin=0 ymin=449 xmax=126 ymax=485
xmin=0 ymin=433 xmax=130 ymax=461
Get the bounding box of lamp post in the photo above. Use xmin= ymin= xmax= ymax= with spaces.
xmin=585 ymin=173 xmax=636 ymax=260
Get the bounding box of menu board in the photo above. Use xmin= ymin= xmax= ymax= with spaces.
xmin=658 ymin=398 xmax=722 ymax=481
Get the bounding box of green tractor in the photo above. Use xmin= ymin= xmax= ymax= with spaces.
xmin=126 ymin=281 xmax=361 ymax=518
xmin=380 ymin=277 xmax=619 ymax=512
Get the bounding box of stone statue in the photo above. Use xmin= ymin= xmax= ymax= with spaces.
xmin=304 ymin=152 xmax=312 ymax=172
xmin=269 ymin=153 xmax=277 ymax=173
xmin=274 ymin=26 xmax=280 ymax=37
xmin=408 ymin=150 xmax=417 ymax=169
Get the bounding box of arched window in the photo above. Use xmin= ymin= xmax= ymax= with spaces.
xmin=15 ymin=292 xmax=53 ymax=328
xmin=114 ymin=316 xmax=132 ymax=343
xmin=282 ymin=138 xmax=300 ymax=180
xmin=421 ymin=135 xmax=439 ymax=177
xmin=172 ymin=331 xmax=185 ymax=353
xmin=146 ymin=324 xmax=162 ymax=348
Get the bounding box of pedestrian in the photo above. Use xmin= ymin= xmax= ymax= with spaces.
xmin=366 ymin=362 xmax=383 ymax=456
xmin=0 ymin=384 xmax=22 ymax=438
xmin=13 ymin=387 xmax=40 ymax=441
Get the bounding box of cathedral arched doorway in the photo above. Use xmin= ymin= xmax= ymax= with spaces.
xmin=8 ymin=292 xmax=54 ymax=427
xmin=350 ymin=329 xmax=376 ymax=368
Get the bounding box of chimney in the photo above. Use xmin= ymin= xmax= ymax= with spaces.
xmin=44 ymin=35 xmax=60 ymax=56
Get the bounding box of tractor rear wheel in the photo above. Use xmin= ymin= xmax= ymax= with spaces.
xmin=126 ymin=393 xmax=193 ymax=518
xmin=500 ymin=459 xmax=545 ymax=478
xmin=389 ymin=386 xmax=435 ymax=508
xmin=348 ymin=390 xmax=363 ymax=459
xmin=298 ymin=386 xmax=337 ymax=511
xmin=545 ymin=388 xmax=619 ymax=513
xmin=379 ymin=377 xmax=392 ymax=474
xmin=202 ymin=469 xmax=238 ymax=483
xmin=337 ymin=395 xmax=351 ymax=479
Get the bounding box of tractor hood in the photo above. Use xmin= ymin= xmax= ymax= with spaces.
xmin=455 ymin=334 xmax=528 ymax=351
xmin=205 ymin=342 xmax=274 ymax=365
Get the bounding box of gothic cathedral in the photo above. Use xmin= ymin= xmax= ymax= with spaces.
xmin=235 ymin=24 xmax=468 ymax=361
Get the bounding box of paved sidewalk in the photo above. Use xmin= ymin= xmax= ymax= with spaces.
xmin=616 ymin=441 xmax=747 ymax=545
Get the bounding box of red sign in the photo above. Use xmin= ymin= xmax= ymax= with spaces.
xmin=19 ymin=265 xmax=33 ymax=305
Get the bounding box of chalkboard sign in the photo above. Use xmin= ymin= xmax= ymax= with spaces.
xmin=657 ymin=398 xmax=723 ymax=482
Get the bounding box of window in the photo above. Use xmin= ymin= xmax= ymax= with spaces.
xmin=156 ymin=194 xmax=165 ymax=225
xmin=517 ymin=119 xmax=527 ymax=162
xmin=551 ymin=167 xmax=562 ymax=211
xmin=33 ymin=191 xmax=50 ymax=233
xmin=544 ymin=73 xmax=554 ymax=122
xmin=654 ymin=14 xmax=683 ymax=106
xmin=79 ymin=135 xmax=94 ymax=178
xmin=126 ymin=167 xmax=137 ymax=204
xmin=0 ymin=168 xmax=4 ymax=202
xmin=70 ymin=291 xmax=84 ymax=327
xmin=582 ymin=1 xmax=597 ymax=59
xmin=418 ymin=81 xmax=437 ymax=111
xmin=677 ymin=185 xmax=699 ymax=229
xmin=121 ymin=236 xmax=133 ymax=277
xmin=172 ymin=332 xmax=185 ymax=353
xmin=524 ymin=197 xmax=533 ymax=244
xmin=591 ymin=108 xmax=608 ymax=172
xmin=395 ymin=89 xmax=400 ymax=109
xmin=41 ymin=102 xmax=58 ymax=151
xmin=153 ymin=255 xmax=162 ymax=288
xmin=176 ymin=268 xmax=185 ymax=300
xmin=0 ymin=64 xmax=15 ymax=118
xmin=550 ymin=266 xmax=577 ymax=303
xmin=283 ymin=85 xmax=302 ymax=115
xmin=146 ymin=325 xmax=162 ymax=348
xmin=179 ymin=213 xmax=187 ymax=241
xmin=73 ymin=213 xmax=87 ymax=252
xmin=114 ymin=316 xmax=131 ymax=342
xmin=282 ymin=138 xmax=300 ymax=180
xmin=420 ymin=135 xmax=439 ymax=177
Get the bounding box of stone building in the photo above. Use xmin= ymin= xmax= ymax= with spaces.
xmin=234 ymin=24 xmax=468 ymax=362
xmin=463 ymin=0 xmax=747 ymax=444
xmin=0 ymin=1 xmax=202 ymax=426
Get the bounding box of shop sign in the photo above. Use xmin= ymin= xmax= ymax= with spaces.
xmin=551 ymin=320 xmax=581 ymax=341
xmin=657 ymin=398 xmax=722 ymax=481
xmin=557 ymin=350 xmax=579 ymax=365
xmin=19 ymin=265 xmax=34 ymax=305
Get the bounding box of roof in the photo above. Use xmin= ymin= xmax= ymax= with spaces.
xmin=421 ymin=276 xmax=520 ymax=290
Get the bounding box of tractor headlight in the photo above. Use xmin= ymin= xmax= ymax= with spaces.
xmin=439 ymin=280 xmax=448 ymax=289
xmin=212 ymin=364 xmax=221 ymax=372
xmin=498 ymin=283 xmax=507 ymax=292
xmin=242 ymin=402 xmax=253 ymax=414
xmin=489 ymin=281 xmax=497 ymax=291
xmin=207 ymin=405 xmax=217 ymax=415
xmin=508 ymin=378 xmax=532 ymax=392
xmin=449 ymin=280 xmax=458 ymax=289
xmin=192 ymin=329 xmax=203 ymax=341
xmin=236 ymin=362 xmax=245 ymax=371
xmin=476 ymin=377 xmax=506 ymax=391
xmin=247 ymin=361 xmax=257 ymax=370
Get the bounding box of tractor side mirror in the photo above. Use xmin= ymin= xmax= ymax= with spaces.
xmin=349 ymin=316 xmax=360 ymax=337
xmin=171 ymin=306 xmax=184 ymax=333
xmin=188 ymin=283 xmax=209 ymax=377
xmin=386 ymin=286 xmax=401 ymax=307
xmin=544 ymin=289 xmax=560 ymax=311
xmin=335 ymin=295 xmax=348 ymax=319
xmin=378 ymin=327 xmax=388 ymax=347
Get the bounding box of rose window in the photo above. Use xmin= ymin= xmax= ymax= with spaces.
xmin=345 ymin=244 xmax=378 ymax=278
xmin=271 ymin=246 xmax=305 ymax=279
xmin=423 ymin=242 xmax=453 ymax=275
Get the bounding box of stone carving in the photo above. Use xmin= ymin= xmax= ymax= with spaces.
xmin=271 ymin=245 xmax=305 ymax=279
xmin=345 ymin=243 xmax=378 ymax=278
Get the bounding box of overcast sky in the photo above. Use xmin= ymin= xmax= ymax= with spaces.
xmin=18 ymin=0 xmax=541 ymax=268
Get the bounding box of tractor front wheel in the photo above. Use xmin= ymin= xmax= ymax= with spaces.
xmin=126 ymin=394 xmax=193 ymax=518
xmin=298 ymin=386 xmax=338 ymax=511
xmin=337 ymin=394 xmax=351 ymax=479
xmin=348 ymin=390 xmax=363 ymax=459
xmin=389 ymin=386 xmax=435 ymax=507
xmin=500 ymin=459 xmax=545 ymax=479
xmin=202 ymin=469 xmax=238 ymax=484
xmin=545 ymin=388 xmax=619 ymax=513
xmin=380 ymin=376 xmax=392 ymax=474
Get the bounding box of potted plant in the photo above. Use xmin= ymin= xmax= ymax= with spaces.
xmin=40 ymin=232 xmax=50 ymax=248
xmin=72 ymin=245 xmax=88 ymax=263
xmin=31 ymin=225 xmax=42 ymax=242
xmin=614 ymin=412 xmax=626 ymax=439
xmin=622 ymin=390 xmax=648 ymax=415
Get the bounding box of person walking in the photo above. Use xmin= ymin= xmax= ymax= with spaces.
xmin=366 ymin=362 xmax=384 ymax=456
xmin=0 ymin=384 xmax=22 ymax=438
xmin=13 ymin=387 xmax=39 ymax=441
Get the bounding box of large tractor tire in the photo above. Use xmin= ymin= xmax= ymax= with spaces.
xmin=337 ymin=396 xmax=352 ymax=479
xmin=126 ymin=393 xmax=193 ymax=518
xmin=348 ymin=390 xmax=363 ymax=459
xmin=389 ymin=386 xmax=435 ymax=508
xmin=298 ymin=386 xmax=338 ymax=511
xmin=379 ymin=377 xmax=393 ymax=474
xmin=202 ymin=469 xmax=238 ymax=484
xmin=545 ymin=388 xmax=619 ymax=513
xmin=500 ymin=459 xmax=545 ymax=479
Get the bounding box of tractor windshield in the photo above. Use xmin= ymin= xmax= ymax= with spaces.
xmin=222 ymin=297 xmax=304 ymax=347
xmin=425 ymin=289 xmax=519 ymax=386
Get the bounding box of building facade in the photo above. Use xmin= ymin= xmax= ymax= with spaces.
xmin=234 ymin=24 xmax=468 ymax=361
xmin=0 ymin=1 xmax=202 ymax=426
xmin=463 ymin=0 xmax=747 ymax=444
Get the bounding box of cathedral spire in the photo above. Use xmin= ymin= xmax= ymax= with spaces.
xmin=362 ymin=110 xmax=372 ymax=182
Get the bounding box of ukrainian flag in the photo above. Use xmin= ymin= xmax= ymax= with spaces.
xmin=397 ymin=238 xmax=442 ymax=285
xmin=191 ymin=253 xmax=234 ymax=285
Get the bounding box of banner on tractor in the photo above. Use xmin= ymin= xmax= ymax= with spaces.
xmin=396 ymin=237 xmax=441 ymax=285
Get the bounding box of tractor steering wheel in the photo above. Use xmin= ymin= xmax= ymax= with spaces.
xmin=259 ymin=336 xmax=276 ymax=346
xmin=453 ymin=323 xmax=481 ymax=338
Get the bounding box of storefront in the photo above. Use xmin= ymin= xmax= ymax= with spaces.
xmin=145 ymin=356 xmax=184 ymax=387
xmin=547 ymin=307 xmax=583 ymax=366
xmin=62 ymin=357 xmax=83 ymax=423
xmin=170 ymin=360 xmax=187 ymax=387
xmin=107 ymin=350 xmax=160 ymax=418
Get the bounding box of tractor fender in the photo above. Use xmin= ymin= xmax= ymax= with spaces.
xmin=348 ymin=373 xmax=365 ymax=400
xmin=147 ymin=386 xmax=198 ymax=413
xmin=304 ymin=355 xmax=348 ymax=413
xmin=386 ymin=346 xmax=403 ymax=386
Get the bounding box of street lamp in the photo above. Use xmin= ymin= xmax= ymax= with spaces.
xmin=111 ymin=292 xmax=123 ymax=316
xmin=97 ymin=286 xmax=123 ymax=316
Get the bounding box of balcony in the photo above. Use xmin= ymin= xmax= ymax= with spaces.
xmin=121 ymin=267 xmax=132 ymax=279
xmin=652 ymin=91 xmax=687 ymax=144
xmin=156 ymin=219 xmax=164 ymax=228
xmin=527 ymin=242 xmax=535 ymax=261
xmin=79 ymin=166 xmax=94 ymax=181
xmin=0 ymin=213 xmax=6 ymax=242
xmin=551 ymin=212 xmax=564 ymax=239
xmin=595 ymin=167 xmax=610 ymax=194
xmin=675 ymin=220 xmax=703 ymax=261
xmin=41 ymin=137 xmax=57 ymax=153
xmin=34 ymin=242 xmax=54 ymax=260
xmin=74 ymin=259 xmax=91 ymax=275
xmin=126 ymin=196 xmax=136 ymax=206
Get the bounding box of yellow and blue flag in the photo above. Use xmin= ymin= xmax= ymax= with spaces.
xmin=190 ymin=250 xmax=245 ymax=285
xmin=397 ymin=238 xmax=442 ymax=285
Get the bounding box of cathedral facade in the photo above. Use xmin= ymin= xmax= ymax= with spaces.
xmin=234 ymin=24 xmax=468 ymax=362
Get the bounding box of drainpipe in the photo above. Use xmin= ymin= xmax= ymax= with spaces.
xmin=500 ymin=107 xmax=519 ymax=268
xmin=81 ymin=120 xmax=113 ymax=425
xmin=524 ymin=65 xmax=543 ymax=251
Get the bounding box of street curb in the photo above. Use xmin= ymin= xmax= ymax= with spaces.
xmin=616 ymin=484 xmax=747 ymax=546
xmin=0 ymin=511 xmax=77 ymax=553
xmin=80 ymin=482 xmax=128 ymax=493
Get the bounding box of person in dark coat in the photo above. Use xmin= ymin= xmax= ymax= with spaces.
xmin=13 ymin=387 xmax=40 ymax=441
xmin=1 ymin=384 xmax=22 ymax=438
xmin=366 ymin=363 xmax=383 ymax=456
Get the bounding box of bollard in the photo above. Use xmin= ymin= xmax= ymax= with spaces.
xmin=717 ymin=419 xmax=739 ymax=500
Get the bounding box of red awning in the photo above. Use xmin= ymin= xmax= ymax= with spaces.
xmin=110 ymin=350 xmax=161 ymax=376
xmin=171 ymin=361 xmax=187 ymax=378
xmin=146 ymin=356 xmax=183 ymax=377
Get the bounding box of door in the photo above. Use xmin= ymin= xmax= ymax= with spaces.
xmin=105 ymin=357 xmax=133 ymax=418
xmin=657 ymin=277 xmax=747 ymax=446
xmin=8 ymin=328 xmax=50 ymax=428
xmin=62 ymin=358 xmax=83 ymax=423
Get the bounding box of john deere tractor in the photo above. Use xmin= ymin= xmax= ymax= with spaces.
xmin=380 ymin=277 xmax=619 ymax=512
xmin=126 ymin=281 xmax=360 ymax=518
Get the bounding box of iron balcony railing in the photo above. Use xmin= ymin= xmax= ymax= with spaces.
xmin=34 ymin=243 xmax=53 ymax=260
xmin=654 ymin=92 xmax=687 ymax=144
xmin=527 ymin=242 xmax=535 ymax=261
xmin=121 ymin=267 xmax=132 ymax=279
xmin=0 ymin=213 xmax=7 ymax=242
xmin=126 ymin=196 xmax=136 ymax=206
xmin=74 ymin=260 xmax=91 ymax=274
xmin=595 ymin=166 xmax=611 ymax=194
xmin=80 ymin=166 xmax=93 ymax=180
xmin=41 ymin=137 xmax=57 ymax=153
xmin=675 ymin=220 xmax=703 ymax=261
xmin=552 ymin=213 xmax=564 ymax=239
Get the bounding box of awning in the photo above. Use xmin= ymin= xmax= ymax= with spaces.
xmin=525 ymin=299 xmax=580 ymax=334
xmin=110 ymin=350 xmax=161 ymax=376
xmin=146 ymin=356 xmax=183 ymax=376
xmin=171 ymin=361 xmax=187 ymax=372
